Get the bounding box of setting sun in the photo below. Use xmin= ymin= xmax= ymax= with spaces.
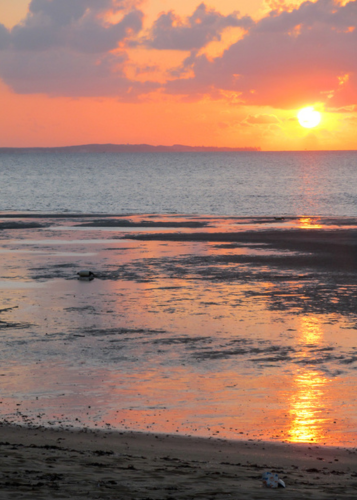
xmin=297 ymin=107 xmax=322 ymax=129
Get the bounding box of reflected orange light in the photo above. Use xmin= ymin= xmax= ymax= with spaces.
xmin=288 ymin=316 xmax=328 ymax=443
xmin=298 ymin=217 xmax=323 ymax=229
xmin=288 ymin=370 xmax=328 ymax=443
xmin=300 ymin=315 xmax=323 ymax=344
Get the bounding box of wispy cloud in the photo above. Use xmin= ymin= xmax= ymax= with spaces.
xmin=246 ymin=114 xmax=280 ymax=124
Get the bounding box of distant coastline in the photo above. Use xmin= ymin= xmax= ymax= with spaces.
xmin=0 ymin=143 xmax=260 ymax=153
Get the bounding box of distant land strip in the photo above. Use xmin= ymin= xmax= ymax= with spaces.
xmin=0 ymin=143 xmax=261 ymax=153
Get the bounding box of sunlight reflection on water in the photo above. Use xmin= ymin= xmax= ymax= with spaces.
xmin=288 ymin=317 xmax=327 ymax=443
xmin=1 ymin=215 xmax=357 ymax=445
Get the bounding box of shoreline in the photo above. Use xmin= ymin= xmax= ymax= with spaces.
xmin=1 ymin=214 xmax=357 ymax=447
xmin=1 ymin=213 xmax=357 ymax=498
xmin=1 ymin=424 xmax=357 ymax=499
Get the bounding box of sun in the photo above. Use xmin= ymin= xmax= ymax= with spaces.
xmin=297 ymin=107 xmax=321 ymax=128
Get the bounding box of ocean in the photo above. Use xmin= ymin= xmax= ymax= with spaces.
xmin=1 ymin=150 xmax=357 ymax=446
xmin=1 ymin=150 xmax=357 ymax=215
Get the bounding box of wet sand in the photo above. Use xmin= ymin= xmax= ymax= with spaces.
xmin=1 ymin=213 xmax=357 ymax=498
xmin=1 ymin=424 xmax=357 ymax=499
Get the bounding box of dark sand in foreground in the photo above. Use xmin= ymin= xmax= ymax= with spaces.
xmin=1 ymin=424 xmax=357 ymax=499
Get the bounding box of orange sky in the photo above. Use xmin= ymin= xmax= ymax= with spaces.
xmin=0 ymin=0 xmax=356 ymax=150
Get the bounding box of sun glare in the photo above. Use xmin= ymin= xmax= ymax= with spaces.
xmin=297 ymin=107 xmax=321 ymax=128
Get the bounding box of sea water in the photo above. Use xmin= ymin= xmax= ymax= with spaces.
xmin=1 ymin=150 xmax=357 ymax=215
xmin=2 ymin=151 xmax=357 ymax=446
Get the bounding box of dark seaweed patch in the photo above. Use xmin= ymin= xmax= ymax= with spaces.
xmin=0 ymin=222 xmax=49 ymax=230
xmin=76 ymin=219 xmax=208 ymax=228
xmin=0 ymin=321 xmax=33 ymax=330
xmin=64 ymin=306 xmax=96 ymax=312
xmin=148 ymin=336 xmax=212 ymax=346
xmin=72 ymin=327 xmax=166 ymax=338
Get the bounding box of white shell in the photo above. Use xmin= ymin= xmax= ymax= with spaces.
xmin=278 ymin=479 xmax=286 ymax=488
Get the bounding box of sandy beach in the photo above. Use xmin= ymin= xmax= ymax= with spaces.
xmin=1 ymin=0 xmax=357 ymax=486
xmin=1 ymin=424 xmax=357 ymax=499
xmin=2 ymin=214 xmax=357 ymax=497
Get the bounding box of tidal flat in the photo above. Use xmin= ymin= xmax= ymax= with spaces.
xmin=1 ymin=214 xmax=357 ymax=447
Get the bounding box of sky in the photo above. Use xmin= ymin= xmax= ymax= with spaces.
xmin=0 ymin=0 xmax=356 ymax=150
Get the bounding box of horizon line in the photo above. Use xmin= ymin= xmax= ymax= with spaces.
xmin=0 ymin=143 xmax=357 ymax=153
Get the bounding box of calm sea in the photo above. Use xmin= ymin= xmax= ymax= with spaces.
xmin=1 ymin=150 xmax=357 ymax=215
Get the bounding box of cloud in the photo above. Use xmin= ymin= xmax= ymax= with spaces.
xmin=246 ymin=114 xmax=280 ymax=124
xmin=69 ymin=10 xmax=143 ymax=53
xmin=166 ymin=0 xmax=357 ymax=108
xmin=0 ymin=24 xmax=10 ymax=50
xmin=1 ymin=0 xmax=356 ymax=108
xmin=28 ymin=0 xmax=106 ymax=26
xmin=27 ymin=0 xmax=139 ymax=25
xmin=262 ymin=0 xmax=310 ymax=14
xmin=10 ymin=0 xmax=143 ymax=53
xmin=0 ymin=0 xmax=156 ymax=98
xmin=145 ymin=3 xmax=252 ymax=51
xmin=328 ymin=104 xmax=357 ymax=112
xmin=0 ymin=49 xmax=157 ymax=98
